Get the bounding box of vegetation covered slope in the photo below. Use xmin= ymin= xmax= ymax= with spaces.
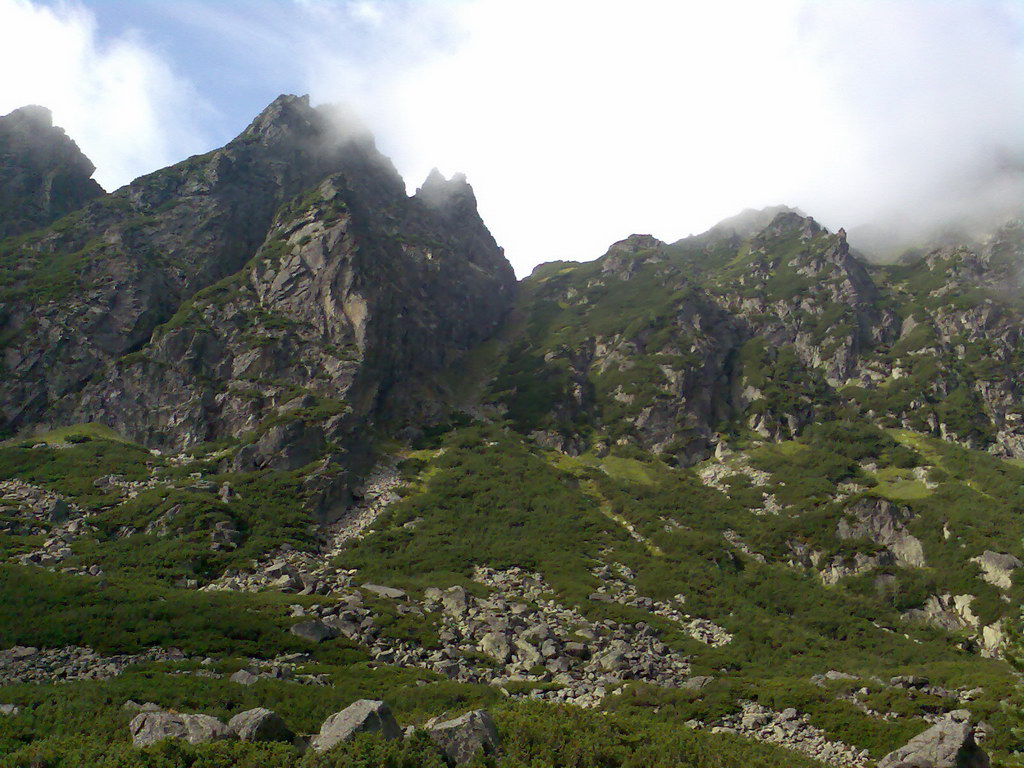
xmin=1 ymin=99 xmax=1023 ymax=767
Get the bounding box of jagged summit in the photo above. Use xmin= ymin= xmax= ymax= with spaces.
xmin=0 ymin=95 xmax=514 ymax=442
xmin=755 ymin=209 xmax=828 ymax=241
xmin=237 ymin=94 xmax=322 ymax=143
xmin=0 ymin=104 xmax=103 ymax=238
xmin=415 ymin=167 xmax=477 ymax=212
xmin=703 ymin=204 xmax=804 ymax=240
xmin=604 ymin=233 xmax=664 ymax=255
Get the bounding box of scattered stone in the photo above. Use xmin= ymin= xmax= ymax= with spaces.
xmin=322 ymin=459 xmax=403 ymax=554
xmin=425 ymin=709 xmax=500 ymax=765
xmin=311 ymin=699 xmax=402 ymax=752
xmin=708 ymin=701 xmax=870 ymax=768
xmin=0 ymin=704 xmax=19 ymax=716
xmin=0 ymin=645 xmax=198 ymax=686
xmin=587 ymin=564 xmax=732 ymax=647
xmin=305 ymin=566 xmax=694 ymax=708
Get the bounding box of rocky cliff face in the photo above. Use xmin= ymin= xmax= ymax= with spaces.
xmin=0 ymin=96 xmax=515 ymax=459
xmin=497 ymin=210 xmax=1024 ymax=464
xmin=0 ymin=105 xmax=104 ymax=240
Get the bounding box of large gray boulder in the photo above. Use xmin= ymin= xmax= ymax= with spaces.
xmin=129 ymin=712 xmax=236 ymax=747
xmin=290 ymin=619 xmax=338 ymax=643
xmin=228 ymin=707 xmax=294 ymax=743
xmin=878 ymin=710 xmax=989 ymax=768
xmin=311 ymin=699 xmax=402 ymax=752
xmin=425 ymin=709 xmax=500 ymax=765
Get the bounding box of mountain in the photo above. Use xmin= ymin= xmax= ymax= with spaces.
xmin=0 ymin=105 xmax=104 ymax=239
xmin=0 ymin=97 xmax=1022 ymax=767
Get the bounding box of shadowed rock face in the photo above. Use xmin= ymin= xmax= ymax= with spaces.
xmin=0 ymin=96 xmax=515 ymax=450
xmin=0 ymin=105 xmax=104 ymax=240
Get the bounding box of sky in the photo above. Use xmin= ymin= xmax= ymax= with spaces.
xmin=0 ymin=0 xmax=1022 ymax=276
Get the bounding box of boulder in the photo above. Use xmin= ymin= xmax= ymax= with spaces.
xmin=43 ymin=498 xmax=70 ymax=523
xmin=290 ymin=619 xmax=338 ymax=643
xmin=425 ymin=709 xmax=500 ymax=765
xmin=0 ymin=704 xmax=19 ymax=716
xmin=129 ymin=712 xmax=236 ymax=747
xmin=480 ymin=632 xmax=512 ymax=663
xmin=682 ymin=675 xmax=715 ymax=691
xmin=878 ymin=710 xmax=989 ymax=768
xmin=514 ymin=638 xmax=543 ymax=667
xmin=441 ymin=586 xmax=471 ymax=615
xmin=323 ymin=616 xmax=362 ymax=639
xmin=228 ymin=707 xmax=294 ymax=743
xmin=230 ymin=668 xmax=260 ymax=685
xmin=311 ymin=699 xmax=401 ymax=752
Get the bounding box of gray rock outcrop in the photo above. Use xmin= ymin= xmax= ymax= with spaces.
xmin=970 ymin=550 xmax=1021 ymax=590
xmin=838 ymin=498 xmax=926 ymax=569
xmin=0 ymin=104 xmax=103 ymax=239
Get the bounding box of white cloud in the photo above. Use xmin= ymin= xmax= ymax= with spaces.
xmin=0 ymin=0 xmax=210 ymax=190
xmin=289 ymin=0 xmax=1024 ymax=273
xmin=2 ymin=0 xmax=1021 ymax=272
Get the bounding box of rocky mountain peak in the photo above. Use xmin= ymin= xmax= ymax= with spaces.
xmin=605 ymin=234 xmax=665 ymax=255
xmin=414 ymin=168 xmax=477 ymax=213
xmin=757 ymin=210 xmax=827 ymax=242
xmin=3 ymin=104 xmax=58 ymax=136
xmin=0 ymin=104 xmax=103 ymax=238
xmin=600 ymin=234 xmax=667 ymax=279
xmin=0 ymin=95 xmax=513 ymax=439
xmin=236 ymin=94 xmax=325 ymax=146
xmin=231 ymin=95 xmax=397 ymax=188
xmin=705 ymin=205 xmax=803 ymax=241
